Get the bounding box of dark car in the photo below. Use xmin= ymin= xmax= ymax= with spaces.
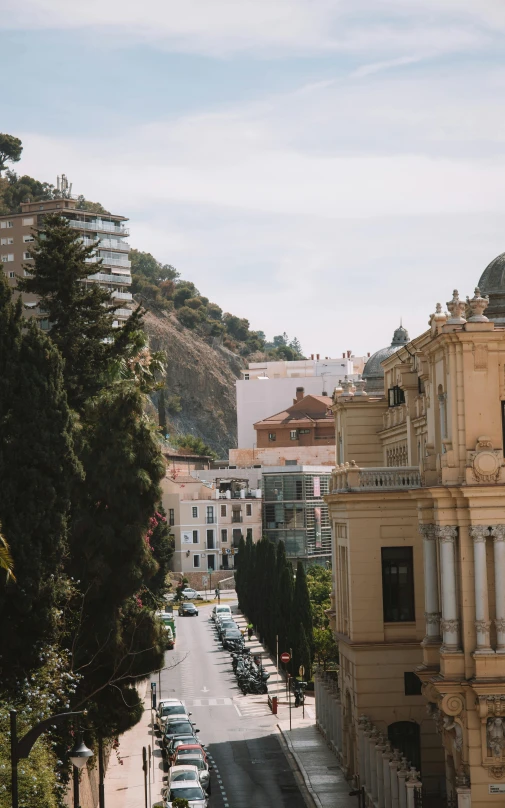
xmin=179 ymin=602 xmax=199 ymax=617
xmin=166 ymin=735 xmax=201 ymax=764
xmin=222 ymin=627 xmax=244 ymax=650
xmin=162 ymin=720 xmax=199 ymax=750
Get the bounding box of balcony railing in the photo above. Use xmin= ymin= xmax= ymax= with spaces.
xmin=113 ymin=308 xmax=132 ymax=319
xmin=111 ymin=290 xmax=133 ymax=301
xmin=83 ymin=238 xmax=130 ymax=252
xmin=332 ymin=464 xmax=421 ymax=493
xmin=85 ymin=255 xmax=131 ymax=269
xmin=68 ymin=219 xmax=129 ymax=236
xmin=205 ymin=517 xmax=217 ymax=524
xmin=231 ymin=514 xmax=243 ymax=523
xmin=87 ymin=272 xmax=132 ymax=286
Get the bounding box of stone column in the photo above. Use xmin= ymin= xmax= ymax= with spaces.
xmin=456 ymin=786 xmax=472 ymax=808
xmin=491 ymin=526 xmax=505 ymax=653
xmin=397 ymin=758 xmax=409 ymax=808
xmin=376 ymin=735 xmax=387 ymax=808
xmin=363 ymin=725 xmax=372 ymax=794
xmin=405 ymin=768 xmax=422 ymax=808
xmin=470 ymin=526 xmax=492 ymax=653
xmin=420 ymin=524 xmax=441 ymax=642
xmin=382 ymin=742 xmax=393 ymax=808
xmin=437 ymin=526 xmax=460 ymax=651
xmin=358 ymin=716 xmax=368 ymax=789
xmin=369 ymin=728 xmax=379 ymax=803
xmin=389 ymin=750 xmax=401 ymax=808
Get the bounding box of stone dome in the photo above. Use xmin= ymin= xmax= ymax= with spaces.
xmin=362 ymin=325 xmax=410 ymax=394
xmin=477 ymin=253 xmax=505 ymax=322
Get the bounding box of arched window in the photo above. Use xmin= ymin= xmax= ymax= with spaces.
xmin=388 ymin=721 xmax=421 ymax=771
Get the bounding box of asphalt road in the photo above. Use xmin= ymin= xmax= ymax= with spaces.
xmin=151 ymin=601 xmax=307 ymax=808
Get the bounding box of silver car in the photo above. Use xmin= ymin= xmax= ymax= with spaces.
xmin=164 ymin=783 xmax=207 ymax=807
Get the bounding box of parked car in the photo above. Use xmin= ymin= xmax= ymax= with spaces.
xmin=168 ymin=764 xmax=200 ymax=788
xmin=216 ymin=616 xmax=236 ymax=637
xmin=155 ymin=699 xmax=190 ymax=734
xmin=222 ymin=626 xmax=244 ymax=650
xmin=211 ymin=604 xmax=231 ymax=622
xmin=181 ymin=588 xmax=203 ymax=600
xmin=163 ymin=783 xmax=208 ymax=808
xmin=166 ymin=736 xmax=202 ymax=766
xmin=173 ymin=754 xmax=211 ymax=794
xmin=179 ymin=602 xmax=199 ymax=617
xmin=162 ymin=719 xmax=199 ymax=751
xmin=173 ymin=743 xmax=208 ymax=765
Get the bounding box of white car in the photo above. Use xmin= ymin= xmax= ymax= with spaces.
xmin=155 ymin=699 xmax=190 ymax=734
xmin=168 ymin=764 xmax=200 ymax=788
xmin=174 ymin=754 xmax=211 ymax=794
xmin=164 ymin=783 xmax=208 ymax=807
xmin=211 ymin=604 xmax=231 ymax=622
xmin=181 ymin=587 xmax=203 ymax=600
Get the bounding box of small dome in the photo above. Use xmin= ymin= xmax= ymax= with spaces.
xmin=363 ymin=324 xmax=410 ymax=393
xmin=477 ymin=253 xmax=505 ymax=322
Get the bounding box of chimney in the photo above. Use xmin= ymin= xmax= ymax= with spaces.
xmin=316 ymin=353 xmax=320 ymax=360
xmin=311 ymin=354 xmax=314 ymax=360
xmin=295 ymin=386 xmax=304 ymax=402
xmin=342 ymin=352 xmax=345 ymax=358
xmin=367 ymin=352 xmax=371 ymax=357
xmin=347 ymin=350 xmax=351 ymax=358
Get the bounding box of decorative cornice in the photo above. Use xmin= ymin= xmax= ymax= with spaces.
xmin=470 ymin=525 xmax=490 ymax=543
xmin=436 ymin=526 xmax=458 ymax=544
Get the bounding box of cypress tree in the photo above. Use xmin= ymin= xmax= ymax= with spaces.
xmin=235 ymin=535 xmax=246 ymax=609
xmin=0 ymin=274 xmax=81 ymax=681
xmin=277 ymin=563 xmax=294 ymax=659
xmin=290 ymin=562 xmax=313 ymax=674
xmin=295 ymin=623 xmax=311 ymax=682
xmin=262 ymin=540 xmax=277 ymax=651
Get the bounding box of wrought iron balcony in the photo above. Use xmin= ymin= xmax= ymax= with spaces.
xmin=332 ymin=464 xmax=421 ymax=493
xmin=231 ymin=514 xmax=243 ymax=523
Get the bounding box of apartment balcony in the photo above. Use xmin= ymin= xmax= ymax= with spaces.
xmin=68 ymin=218 xmax=130 ymax=237
xmin=113 ymin=307 xmax=132 ymax=319
xmin=111 ymin=290 xmax=133 ymax=301
xmin=85 ymin=256 xmax=131 ymax=270
xmin=205 ymin=517 xmax=217 ymax=524
xmin=87 ymin=272 xmax=132 ymax=286
xmin=83 ymin=237 xmax=131 ymax=252
xmin=331 ymin=464 xmax=421 ymax=493
xmin=231 ymin=514 xmax=243 ymax=523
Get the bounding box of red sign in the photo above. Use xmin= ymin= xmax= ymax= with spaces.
xmin=280 ymin=652 xmax=291 ymax=664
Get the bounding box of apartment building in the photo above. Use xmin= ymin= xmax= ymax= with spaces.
xmin=262 ymin=465 xmax=332 ymax=564
xmin=162 ymin=474 xmax=262 ymax=576
xmin=320 ymin=269 xmax=505 ymax=808
xmin=0 ymin=175 xmax=132 ymax=327
xmin=236 ymin=353 xmax=368 ymax=448
xmin=254 ymin=390 xmax=334 ymax=448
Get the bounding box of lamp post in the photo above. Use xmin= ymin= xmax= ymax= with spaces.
xmin=70 ymin=733 xmax=94 ymax=808
xmin=10 ymin=709 xmax=92 ymax=808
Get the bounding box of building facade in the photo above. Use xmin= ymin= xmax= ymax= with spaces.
xmin=1 ymin=177 xmax=132 ymax=327
xmin=262 ymin=465 xmax=332 ymax=564
xmin=254 ymin=390 xmax=334 ymax=448
xmin=323 ymin=267 xmax=505 ymax=808
xmin=237 ymin=353 xmax=367 ymax=448
xmin=162 ymin=474 xmax=262 ymax=576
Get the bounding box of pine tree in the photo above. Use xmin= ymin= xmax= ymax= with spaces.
xmin=0 ymin=274 xmax=81 ymax=681
xmin=19 ymin=213 xmax=137 ymax=408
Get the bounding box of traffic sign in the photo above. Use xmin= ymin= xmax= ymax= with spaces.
xmin=202 ymin=576 xmax=208 ymax=585
xmin=280 ymin=652 xmax=291 ymax=664
xmin=299 ymin=665 xmax=305 ymax=676
xmin=208 ymin=568 xmax=213 ymax=574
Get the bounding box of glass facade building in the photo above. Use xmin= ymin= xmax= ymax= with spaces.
xmin=262 ymin=466 xmax=332 ymax=563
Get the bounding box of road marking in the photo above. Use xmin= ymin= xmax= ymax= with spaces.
xmin=234 ymin=703 xmax=242 ymax=717
xmin=201 ymin=686 xmax=209 ymax=693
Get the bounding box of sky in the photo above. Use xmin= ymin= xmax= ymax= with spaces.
xmin=2 ymin=0 xmax=505 ymax=357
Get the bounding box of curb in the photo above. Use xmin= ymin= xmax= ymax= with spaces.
xmin=277 ymin=723 xmax=323 ymax=808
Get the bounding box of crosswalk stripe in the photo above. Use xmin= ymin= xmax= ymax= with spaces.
xmin=187 ymin=698 xmax=233 ymax=707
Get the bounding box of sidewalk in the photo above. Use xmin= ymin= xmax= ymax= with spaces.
xmin=233 ymin=610 xmax=355 ymax=808
xmin=104 ymin=680 xmax=163 ymax=808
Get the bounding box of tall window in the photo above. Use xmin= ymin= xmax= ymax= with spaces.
xmin=221 ymin=528 xmax=228 ymax=543
xmin=193 ymin=555 xmax=200 ymax=569
xmin=290 ymin=430 xmax=297 ymax=440
xmin=221 ymin=504 xmax=227 ymax=517
xmin=206 ymin=506 xmax=214 ymax=524
xmin=206 ymin=530 xmax=215 ymax=549
xmin=192 ymin=530 xmax=198 ymax=544
xmin=168 ymin=509 xmax=175 ymax=526
xmin=381 ymin=547 xmax=415 ymax=622
xmin=246 ymin=504 xmax=252 ymax=517
xmin=268 ymin=433 xmax=276 ymax=442
xmin=192 ymin=506 xmax=198 ymax=518
xmin=246 ymin=528 xmax=253 ymax=541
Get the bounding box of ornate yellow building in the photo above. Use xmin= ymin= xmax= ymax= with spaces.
xmin=320 ymin=258 xmax=505 ymax=808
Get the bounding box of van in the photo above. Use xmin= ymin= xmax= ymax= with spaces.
xmin=211 ymin=604 xmax=231 ymax=622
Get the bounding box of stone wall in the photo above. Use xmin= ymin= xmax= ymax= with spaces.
xmin=183 ymin=570 xmax=235 ymax=590
xmin=229 ymin=445 xmax=335 ymax=466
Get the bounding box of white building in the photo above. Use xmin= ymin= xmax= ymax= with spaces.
xmin=236 ymin=353 xmax=368 ymax=448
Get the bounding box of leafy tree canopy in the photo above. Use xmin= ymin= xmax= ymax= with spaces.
xmin=173 ymin=433 xmax=218 ymax=459
xmin=0 ymin=133 xmax=22 ymax=174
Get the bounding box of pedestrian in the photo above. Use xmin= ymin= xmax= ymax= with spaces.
xmin=247 ymin=623 xmax=253 ymax=641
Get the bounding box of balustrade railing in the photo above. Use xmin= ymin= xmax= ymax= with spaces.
xmin=332 ymin=465 xmax=421 ymax=492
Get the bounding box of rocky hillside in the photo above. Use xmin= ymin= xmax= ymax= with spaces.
xmin=144 ymin=309 xmax=244 ymax=456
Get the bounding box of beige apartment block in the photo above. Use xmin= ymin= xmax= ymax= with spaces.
xmin=229 ymin=445 xmax=335 ymax=467
xmin=323 ymin=262 xmax=505 ymax=808
xmin=0 ymin=175 xmax=132 ymax=327
xmin=161 ymin=473 xmax=262 ymax=578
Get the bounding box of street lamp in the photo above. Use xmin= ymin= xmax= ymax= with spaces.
xmin=10 ymin=709 xmax=92 ymax=808
xmin=69 ymin=733 xmax=94 ymax=808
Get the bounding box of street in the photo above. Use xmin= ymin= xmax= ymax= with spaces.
xmin=152 ymin=601 xmax=308 ymax=808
